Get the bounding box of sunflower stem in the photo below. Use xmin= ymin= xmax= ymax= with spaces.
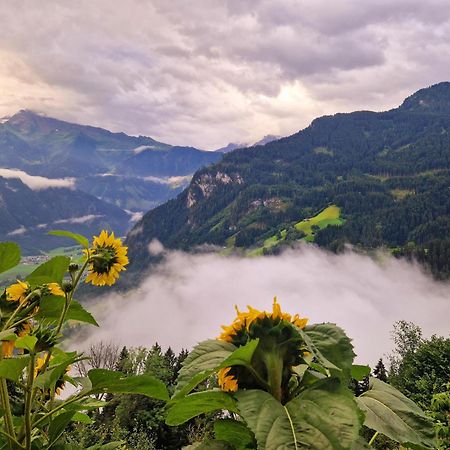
xmin=263 ymin=350 xmax=284 ymax=402
xmin=0 ymin=348 xmax=16 ymax=450
xmin=29 ymin=256 xmax=90 ymax=423
xmin=1 ymin=292 xmax=35 ymax=331
xmin=24 ymin=353 xmax=35 ymax=450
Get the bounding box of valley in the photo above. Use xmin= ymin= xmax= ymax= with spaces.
xmin=124 ymin=83 xmax=450 ymax=283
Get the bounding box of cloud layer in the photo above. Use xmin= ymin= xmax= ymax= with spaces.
xmin=78 ymin=246 xmax=450 ymax=367
xmin=0 ymin=168 xmax=75 ymax=190
xmin=1 ymin=1 xmax=450 ymax=148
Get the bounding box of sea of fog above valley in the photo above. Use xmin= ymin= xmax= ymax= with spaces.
xmin=73 ymin=245 xmax=450 ymax=367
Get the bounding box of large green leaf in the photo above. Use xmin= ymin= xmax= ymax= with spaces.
xmin=48 ymin=410 xmax=76 ymax=448
xmin=0 ymin=329 xmax=17 ymax=341
xmin=357 ymin=378 xmax=436 ymax=449
xmin=351 ymin=365 xmax=371 ymax=381
xmin=48 ymin=230 xmax=89 ymax=249
xmin=0 ymin=242 xmax=20 ymax=274
xmin=219 ymin=339 xmax=259 ymax=369
xmin=35 ymin=353 xmax=78 ymax=391
xmin=166 ymin=390 xmax=238 ymax=426
xmin=175 ymin=340 xmax=236 ymax=395
xmin=174 ymin=339 xmax=259 ymax=399
xmin=37 ymin=297 xmax=98 ymax=326
xmin=88 ymin=369 xmax=169 ymax=401
xmin=14 ymin=335 xmax=37 ymax=352
xmin=300 ymin=323 xmax=355 ymax=375
xmin=236 ymin=378 xmax=361 ymax=450
xmin=214 ymin=419 xmax=255 ymax=450
xmin=0 ymin=355 xmax=30 ymax=382
xmin=26 ymin=256 xmax=70 ymax=285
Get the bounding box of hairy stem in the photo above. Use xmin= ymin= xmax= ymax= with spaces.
xmin=24 ymin=354 xmax=36 ymax=450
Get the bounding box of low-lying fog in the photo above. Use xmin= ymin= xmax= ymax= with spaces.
xmin=76 ymin=244 xmax=450 ymax=367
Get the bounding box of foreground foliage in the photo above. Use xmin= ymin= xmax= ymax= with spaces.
xmin=0 ymin=232 xmax=168 ymax=450
xmin=165 ymin=300 xmax=437 ymax=449
xmin=0 ymin=235 xmax=442 ymax=449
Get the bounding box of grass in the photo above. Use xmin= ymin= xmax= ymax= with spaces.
xmin=246 ymin=205 xmax=345 ymax=256
xmin=313 ymin=146 xmax=334 ymax=156
xmin=0 ymin=245 xmax=83 ymax=285
xmin=294 ymin=205 xmax=342 ymax=236
xmin=390 ymin=189 xmax=414 ymax=200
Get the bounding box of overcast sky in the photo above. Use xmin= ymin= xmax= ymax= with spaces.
xmin=1 ymin=0 xmax=449 ymax=149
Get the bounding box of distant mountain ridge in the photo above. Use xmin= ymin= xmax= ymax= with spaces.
xmin=215 ymin=135 xmax=281 ymax=153
xmin=125 ymin=82 xmax=450 ymax=282
xmin=0 ymin=110 xmax=221 ymax=253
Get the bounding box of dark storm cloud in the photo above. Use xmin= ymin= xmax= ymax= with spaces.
xmin=0 ymin=0 xmax=450 ymax=147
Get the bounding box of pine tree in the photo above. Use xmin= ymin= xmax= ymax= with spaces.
xmin=373 ymin=358 xmax=388 ymax=382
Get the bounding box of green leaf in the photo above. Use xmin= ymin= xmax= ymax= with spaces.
xmin=173 ymin=369 xmax=216 ymax=400
xmin=35 ymin=354 xmax=78 ymax=390
xmin=357 ymin=378 xmax=436 ymax=449
xmin=71 ymin=412 xmax=93 ymax=424
xmin=166 ymin=390 xmax=239 ymax=426
xmin=351 ymin=365 xmax=371 ymax=381
xmin=300 ymin=323 xmax=355 ymax=375
xmin=26 ymin=256 xmax=70 ymax=285
xmin=214 ymin=419 xmax=255 ymax=450
xmin=175 ymin=340 xmax=236 ymax=395
xmin=0 ymin=329 xmax=17 ymax=341
xmin=174 ymin=339 xmax=259 ymax=400
xmin=0 ymin=242 xmax=20 ymax=274
xmin=219 ymin=339 xmax=259 ymax=369
xmin=0 ymin=356 xmax=30 ymax=382
xmin=63 ymin=399 xmax=107 ymax=411
xmin=48 ymin=410 xmax=76 ymax=448
xmin=236 ymin=378 xmax=361 ymax=450
xmin=36 ymin=297 xmax=98 ymax=326
xmin=48 ymin=230 xmax=89 ymax=249
xmin=14 ymin=335 xmax=37 ymax=352
xmin=88 ymin=369 xmax=169 ymax=401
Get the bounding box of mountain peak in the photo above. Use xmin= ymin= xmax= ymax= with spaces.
xmin=399 ymin=82 xmax=450 ymax=113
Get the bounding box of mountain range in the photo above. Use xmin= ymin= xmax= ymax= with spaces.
xmin=125 ymin=82 xmax=450 ymax=283
xmin=0 ymin=110 xmax=221 ymax=253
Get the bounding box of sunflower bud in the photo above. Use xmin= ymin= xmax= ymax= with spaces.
xmin=69 ymin=263 xmax=79 ymax=272
xmin=62 ymin=281 xmax=74 ymax=293
xmin=29 ymin=289 xmax=42 ymax=302
xmin=33 ymin=325 xmax=59 ymax=352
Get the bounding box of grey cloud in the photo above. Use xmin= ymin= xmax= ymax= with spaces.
xmin=1 ymin=1 xmax=450 ymax=148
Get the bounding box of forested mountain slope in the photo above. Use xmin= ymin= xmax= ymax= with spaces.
xmin=126 ymin=82 xmax=450 ymax=280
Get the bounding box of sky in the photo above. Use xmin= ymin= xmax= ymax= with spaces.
xmin=1 ymin=0 xmax=450 ymax=149
xmin=76 ymin=244 xmax=450 ymax=368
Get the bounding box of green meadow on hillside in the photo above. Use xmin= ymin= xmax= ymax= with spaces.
xmin=0 ymin=245 xmax=83 ymax=286
xmin=247 ymin=205 xmax=345 ymax=256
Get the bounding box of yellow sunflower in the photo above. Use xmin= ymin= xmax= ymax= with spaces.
xmin=218 ymin=367 xmax=238 ymax=392
xmin=85 ymin=230 xmax=129 ymax=286
xmin=6 ymin=280 xmax=30 ymax=304
xmin=45 ymin=283 xmax=65 ymax=297
xmin=34 ymin=354 xmax=69 ymax=395
xmin=1 ymin=340 xmax=15 ymax=358
xmin=218 ymin=297 xmax=308 ymax=342
xmin=1 ymin=322 xmax=32 ymax=358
